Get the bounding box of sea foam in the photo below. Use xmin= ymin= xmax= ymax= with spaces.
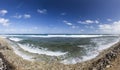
xmin=27 ymin=35 xmax=104 ymax=38
xmin=2 ymin=34 xmax=119 ymax=38
xmin=9 ymin=38 xmax=23 ymax=42
xmin=4 ymin=34 xmax=120 ymax=64
xmin=18 ymin=44 xmax=67 ymax=56
xmin=61 ymin=38 xmax=119 ymax=64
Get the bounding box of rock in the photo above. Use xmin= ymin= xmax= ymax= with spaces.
xmin=92 ymin=67 xmax=97 ymax=70
xmin=106 ymin=65 xmax=112 ymax=68
xmin=0 ymin=58 xmax=7 ymax=70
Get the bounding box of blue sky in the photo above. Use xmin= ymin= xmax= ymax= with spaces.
xmin=0 ymin=0 xmax=120 ymax=34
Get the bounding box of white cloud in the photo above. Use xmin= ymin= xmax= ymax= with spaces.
xmin=63 ymin=20 xmax=72 ymax=26
xmin=107 ymin=19 xmax=112 ymax=21
xmin=95 ymin=20 xmax=99 ymax=24
xmin=71 ymin=26 xmax=79 ymax=29
xmin=37 ymin=9 xmax=47 ymax=14
xmin=63 ymin=20 xmax=80 ymax=29
xmin=13 ymin=14 xmax=22 ymax=19
xmin=98 ymin=21 xmax=120 ymax=34
xmin=0 ymin=9 xmax=8 ymax=16
xmin=24 ymin=14 xmax=31 ymax=19
xmin=71 ymin=26 xmax=76 ymax=29
xmin=79 ymin=29 xmax=84 ymax=33
xmin=85 ymin=25 xmax=94 ymax=29
xmin=0 ymin=18 xmax=9 ymax=26
xmin=78 ymin=20 xmax=99 ymax=24
xmin=85 ymin=20 xmax=94 ymax=23
xmin=13 ymin=14 xmax=31 ymax=19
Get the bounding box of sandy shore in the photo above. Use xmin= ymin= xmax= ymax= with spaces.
xmin=0 ymin=37 xmax=120 ymax=70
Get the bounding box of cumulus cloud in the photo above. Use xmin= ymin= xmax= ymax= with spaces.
xmin=98 ymin=21 xmax=120 ymax=34
xmin=37 ymin=9 xmax=47 ymax=14
xmin=0 ymin=9 xmax=8 ymax=16
xmin=24 ymin=14 xmax=31 ymax=19
xmin=0 ymin=18 xmax=9 ymax=26
xmin=78 ymin=20 xmax=99 ymax=24
xmin=63 ymin=20 xmax=72 ymax=26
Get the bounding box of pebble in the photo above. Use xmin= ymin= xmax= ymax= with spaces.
xmin=106 ymin=65 xmax=112 ymax=68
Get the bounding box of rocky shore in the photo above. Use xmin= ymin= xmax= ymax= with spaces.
xmin=89 ymin=42 xmax=120 ymax=70
xmin=0 ymin=37 xmax=120 ymax=70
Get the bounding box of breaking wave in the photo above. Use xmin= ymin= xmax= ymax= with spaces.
xmin=17 ymin=43 xmax=67 ymax=56
xmin=9 ymin=38 xmax=23 ymax=42
xmin=3 ymin=34 xmax=120 ymax=64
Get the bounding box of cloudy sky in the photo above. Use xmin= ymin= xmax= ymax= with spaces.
xmin=0 ymin=0 xmax=120 ymax=34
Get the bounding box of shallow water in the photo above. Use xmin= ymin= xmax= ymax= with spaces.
xmin=2 ymin=34 xmax=119 ymax=64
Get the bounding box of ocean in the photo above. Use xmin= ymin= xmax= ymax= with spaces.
xmin=1 ymin=34 xmax=120 ymax=64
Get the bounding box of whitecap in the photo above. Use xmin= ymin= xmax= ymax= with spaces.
xmin=17 ymin=44 xmax=67 ymax=56
xmin=9 ymin=38 xmax=23 ymax=42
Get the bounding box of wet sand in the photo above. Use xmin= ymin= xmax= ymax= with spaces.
xmin=0 ymin=37 xmax=120 ymax=70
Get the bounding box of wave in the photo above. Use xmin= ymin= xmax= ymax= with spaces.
xmin=25 ymin=35 xmax=109 ymax=38
xmin=9 ymin=38 xmax=23 ymax=42
xmin=2 ymin=34 xmax=119 ymax=38
xmin=61 ymin=51 xmax=99 ymax=64
xmin=6 ymin=39 xmax=34 ymax=61
xmin=97 ymin=39 xmax=119 ymax=51
xmin=13 ymin=48 xmax=34 ymax=61
xmin=61 ymin=38 xmax=119 ymax=64
xmin=17 ymin=44 xmax=67 ymax=56
xmin=4 ymin=35 xmax=120 ymax=64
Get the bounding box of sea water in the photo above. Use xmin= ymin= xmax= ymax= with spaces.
xmin=1 ymin=34 xmax=119 ymax=64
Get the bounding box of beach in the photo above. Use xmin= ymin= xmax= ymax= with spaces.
xmin=0 ymin=37 xmax=120 ymax=70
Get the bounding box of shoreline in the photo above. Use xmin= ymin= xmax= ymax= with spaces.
xmin=0 ymin=37 xmax=120 ymax=70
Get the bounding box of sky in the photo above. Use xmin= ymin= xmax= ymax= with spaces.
xmin=0 ymin=0 xmax=120 ymax=34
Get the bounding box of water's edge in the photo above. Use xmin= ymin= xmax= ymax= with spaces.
xmin=0 ymin=37 xmax=120 ymax=70
xmin=3 ymin=36 xmax=119 ymax=64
